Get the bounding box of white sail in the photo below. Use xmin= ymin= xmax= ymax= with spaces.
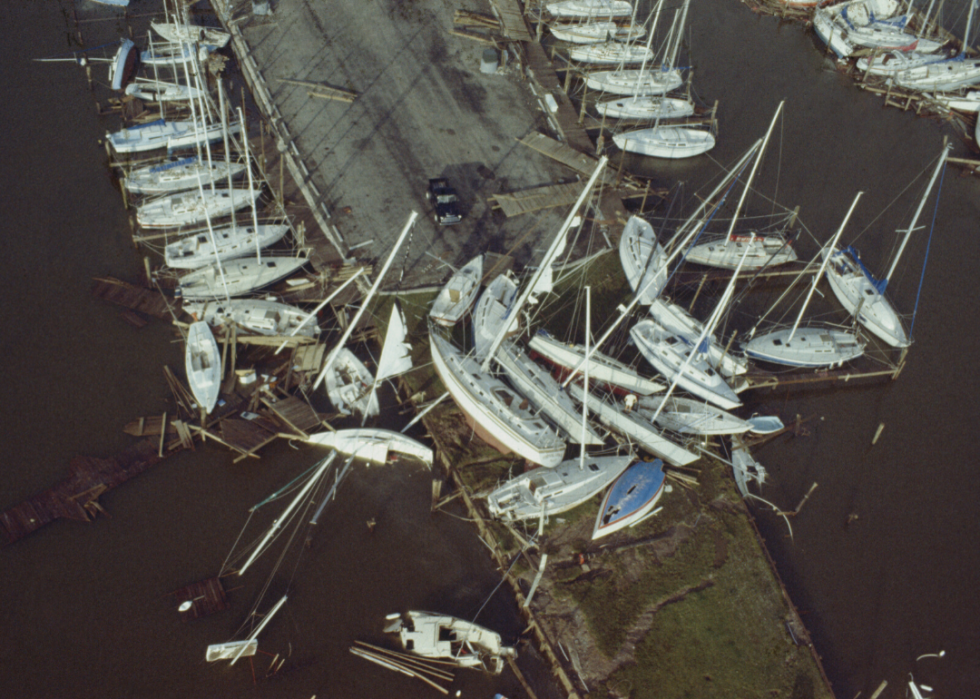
xmin=376 ymin=303 xmax=413 ymax=381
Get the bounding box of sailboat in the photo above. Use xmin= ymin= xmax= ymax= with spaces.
xmin=529 ymin=330 xmax=664 ymax=395
xmin=178 ymin=255 xmax=310 ymax=299
xmin=745 ymin=192 xmax=868 ymax=368
xmin=592 ymin=458 xmax=667 ymax=539
xmin=136 ymin=187 xmax=263 ymax=229
xmin=108 ymin=39 xmax=138 ymax=91
xmin=429 ymin=254 xmax=483 ymax=327
xmin=813 ymin=0 xmax=943 ymax=58
xmin=546 ymin=0 xmax=634 ymax=19
xmin=184 ymin=321 xmax=221 ymax=414
xmin=324 ymin=348 xmax=380 ymax=418
xmin=684 ymin=103 xmax=798 ymax=270
xmin=648 ymin=298 xmax=748 ymax=378
xmin=496 ymin=342 xmax=604 ymax=444
xmin=824 ymin=146 xmax=948 ymax=348
xmin=550 ymin=20 xmax=644 ymax=44
xmin=140 ymin=41 xmax=211 ymax=68
xmin=486 ymin=454 xmax=633 ymax=520
xmin=635 ymin=395 xmax=750 ymax=435
xmin=430 ymin=332 xmax=567 ymax=467
xmin=183 ymin=298 xmax=318 ymax=338
xmin=106 ymin=118 xmax=241 ymax=155
xmin=164 ymin=223 xmax=289 ymax=268
xmin=304 ymin=428 xmax=433 ymax=466
xmin=123 ymin=156 xmax=246 ymax=196
xmin=619 ymin=215 xmax=667 ymax=304
xmin=150 ymin=20 xmax=231 ymax=49
xmin=892 ymin=0 xmax=980 ymax=93
xmin=472 ymin=272 xmax=519 ymax=360
xmin=569 ymin=41 xmax=654 ymax=65
xmin=125 ymin=78 xmax=205 ymax=104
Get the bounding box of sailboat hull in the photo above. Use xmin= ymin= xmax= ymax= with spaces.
xmin=613 ymin=127 xmax=715 ymax=159
xmin=745 ymin=326 xmax=865 ymax=367
xmin=824 ymin=248 xmax=909 ymax=348
xmin=592 ymin=459 xmax=666 ymax=539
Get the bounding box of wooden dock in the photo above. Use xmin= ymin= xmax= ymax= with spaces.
xmin=0 ymin=439 xmax=179 ymax=545
xmin=91 ymin=276 xmax=174 ymax=320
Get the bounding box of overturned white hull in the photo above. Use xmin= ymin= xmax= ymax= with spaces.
xmin=619 ymin=215 xmax=667 ymax=304
xmin=305 ymin=428 xmax=432 ymax=466
xmin=384 ymin=611 xmax=516 ymax=674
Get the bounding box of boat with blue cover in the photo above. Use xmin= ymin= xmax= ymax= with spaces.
xmin=592 ymin=459 xmax=667 ymax=539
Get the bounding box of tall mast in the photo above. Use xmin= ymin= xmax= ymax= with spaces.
xmin=666 ymin=0 xmax=691 ymax=69
xmin=787 ymin=191 xmax=864 ymax=342
xmin=723 ymin=101 xmax=783 ymax=247
xmin=580 ymin=286 xmax=590 ymax=469
xmin=882 ymin=146 xmax=949 ymax=289
xmin=479 ymin=157 xmax=608 ymax=372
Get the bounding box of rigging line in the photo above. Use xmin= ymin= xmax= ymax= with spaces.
xmin=908 ymin=156 xmax=947 ymax=340
xmin=469 ymin=536 xmax=535 ymax=626
xmin=219 ymin=509 xmax=259 ymax=577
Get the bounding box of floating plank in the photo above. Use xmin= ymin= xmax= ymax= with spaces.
xmin=172 ymin=577 xmax=230 ymax=621
xmin=91 ymin=277 xmax=173 ymax=319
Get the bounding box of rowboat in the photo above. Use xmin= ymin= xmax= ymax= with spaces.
xmin=592 ymin=459 xmax=666 ymax=539
xmin=184 ymin=321 xmax=221 ymax=414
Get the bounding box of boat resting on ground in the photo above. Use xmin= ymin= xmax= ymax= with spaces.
xmin=383 ymin=611 xmax=516 ymax=674
xmin=592 ymin=458 xmax=667 ymax=539
xmin=429 ymin=254 xmax=482 ymax=327
xmin=324 ymin=348 xmax=380 ymax=418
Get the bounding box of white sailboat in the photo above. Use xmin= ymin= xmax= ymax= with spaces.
xmin=529 ymin=330 xmax=664 ymax=395
xmin=123 ymin=156 xmax=246 ymax=196
xmin=108 ymin=39 xmax=137 ymax=91
xmin=124 ymin=79 xmax=204 ymax=103
xmin=631 ymin=321 xmax=741 ymax=410
xmin=383 ymin=612 xmax=516 ymax=674
xmin=106 ymin=118 xmax=240 ymax=155
xmin=496 ymin=342 xmax=604 ymax=444
xmin=165 ymin=223 xmax=289 ymax=269
xmin=824 ymin=146 xmax=948 ymax=348
xmin=183 ymin=298 xmax=319 ymax=338
xmin=430 ymin=331 xmax=567 ymax=467
xmin=648 ymin=298 xmax=748 ymax=378
xmin=855 ymin=48 xmax=949 ymax=77
xmin=613 ymin=127 xmax=715 ymax=159
xmin=813 ymin=0 xmax=941 ymax=58
xmin=568 ymin=383 xmax=698 ymax=466
xmin=635 ymin=395 xmax=750 ymax=435
xmin=684 ymin=103 xmax=798 ymax=270
xmin=304 ymin=428 xmax=433 ymax=466
xmin=619 ymin=215 xmax=667 ymax=304
xmin=550 ymin=21 xmax=644 ymax=44
xmin=592 ymin=458 xmax=667 ymax=539
xmin=486 ymin=455 xmax=633 ymax=520
xmin=546 ymin=0 xmax=634 ymax=19
xmin=137 ymin=187 xmax=263 ymax=229
xmin=472 ymin=272 xmax=519 ymax=361
xmin=596 ymin=95 xmax=694 ymax=121
xmin=745 ymin=192 xmax=868 ymax=368
xmin=569 ymin=40 xmax=654 ymax=65
xmin=184 ymin=320 xmax=221 ymax=414
xmin=324 ymin=348 xmax=380 ymax=418
xmin=429 ymin=254 xmax=483 ymax=326
xmin=150 ymin=20 xmax=231 ymax=49
xmin=140 ymin=41 xmax=211 ymax=68
xmin=178 ymin=255 xmax=309 ymax=299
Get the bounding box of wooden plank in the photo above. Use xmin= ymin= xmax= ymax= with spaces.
xmin=487 ymin=0 xmax=532 ymax=40
xmin=490 ymin=181 xmax=586 ymax=217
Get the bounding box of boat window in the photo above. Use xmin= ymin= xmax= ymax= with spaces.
xmin=865 ymin=289 xmax=874 ymax=295
xmin=626 ymin=485 xmax=637 ymax=495
xmin=588 ymin=463 xmax=600 ymax=472
xmin=267 ymin=261 xmax=277 ymax=268
xmin=773 ymin=339 xmax=782 ymax=346
xmin=495 ymin=390 xmax=513 ymax=407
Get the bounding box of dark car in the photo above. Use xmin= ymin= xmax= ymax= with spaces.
xmin=426 ymin=177 xmax=462 ymax=225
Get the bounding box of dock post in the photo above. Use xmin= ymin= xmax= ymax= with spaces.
xmin=430 ymin=479 xmax=442 ymax=511
xmin=158 ymin=411 xmax=167 ymax=457
xmin=688 ymin=273 xmax=709 ymax=312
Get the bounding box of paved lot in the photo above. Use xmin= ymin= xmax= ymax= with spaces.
xmin=238 ymin=0 xmax=576 ymax=287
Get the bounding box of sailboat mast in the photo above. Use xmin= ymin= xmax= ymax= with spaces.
xmin=312 ymin=212 xmax=418 ymax=390
xmin=580 ymin=286 xmax=590 ymax=468
xmin=666 ymin=0 xmax=691 ymax=69
xmin=882 ymin=146 xmax=949 ymax=288
xmin=630 ymin=0 xmax=664 ymax=98
xmin=229 ymin=594 xmax=289 ymax=665
xmin=723 ymin=102 xmax=784 ymax=246
xmin=479 ymin=156 xmax=608 ymax=373
xmin=218 ymin=79 xmax=237 ymax=236
xmin=787 ymin=191 xmax=864 ymax=342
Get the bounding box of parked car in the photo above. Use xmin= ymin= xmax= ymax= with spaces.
xmin=426 ymin=177 xmax=462 ymax=225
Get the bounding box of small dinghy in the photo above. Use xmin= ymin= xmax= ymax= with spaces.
xmin=164 ymin=223 xmax=289 ymax=269
xmin=747 ymin=414 xmax=784 ymax=435
xmin=324 ymin=348 xmax=380 ymax=418
xmin=137 ymin=187 xmax=262 ymax=229
xmin=178 ymin=255 xmax=309 ymax=299
xmin=383 ymin=611 xmax=517 ymax=674
xmin=487 ymin=455 xmax=634 ymax=521
xmin=429 ymin=254 xmax=482 ymax=327
xmin=183 ymin=298 xmax=318 ymax=338
xmin=730 ymin=435 xmax=766 ymax=497
xmin=592 ymin=459 xmax=666 ymax=539
xmin=305 ymin=428 xmax=432 ymax=466
xmin=184 ymin=321 xmax=221 ymax=414
xmin=123 ymin=156 xmax=246 ymax=196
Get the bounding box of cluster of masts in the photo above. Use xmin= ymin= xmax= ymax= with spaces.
xmin=426 ymin=101 xmax=947 ymax=539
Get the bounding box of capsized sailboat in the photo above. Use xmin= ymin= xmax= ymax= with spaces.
xmin=305 ymin=428 xmax=433 ymax=466
xmin=487 ymin=455 xmax=634 ymax=520
xmin=185 ymin=321 xmax=221 ymax=414
xmin=383 ymin=611 xmax=517 ymax=674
